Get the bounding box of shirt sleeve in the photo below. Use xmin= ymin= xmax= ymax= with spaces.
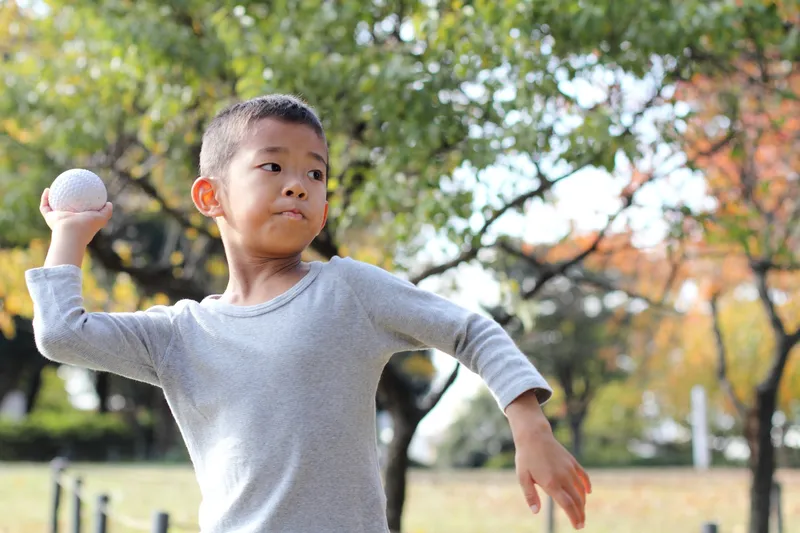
xmin=24 ymin=264 xmax=176 ymax=387
xmin=332 ymin=257 xmax=553 ymax=410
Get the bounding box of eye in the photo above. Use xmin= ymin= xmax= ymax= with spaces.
xmin=308 ymin=170 xmax=324 ymax=181
xmin=260 ymin=163 xmax=281 ymax=172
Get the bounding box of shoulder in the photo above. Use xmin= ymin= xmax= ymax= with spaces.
xmin=139 ymin=298 xmax=196 ymax=322
xmin=323 ymin=257 xmax=415 ymax=299
xmin=325 ymin=256 xmax=400 ymax=284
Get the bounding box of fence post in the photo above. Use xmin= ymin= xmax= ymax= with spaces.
xmin=152 ymin=511 xmax=169 ymax=533
xmin=772 ymin=481 xmax=783 ymax=533
xmin=546 ymin=495 xmax=555 ymax=533
xmin=701 ymin=523 xmax=718 ymax=533
xmin=50 ymin=459 xmax=66 ymax=533
xmin=94 ymin=494 xmax=109 ymax=533
xmin=71 ymin=477 xmax=82 ymax=533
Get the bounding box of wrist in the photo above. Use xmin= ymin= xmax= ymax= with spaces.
xmin=51 ymin=226 xmax=93 ymax=248
xmin=506 ymin=389 xmax=552 ymax=438
xmin=45 ymin=230 xmax=88 ymax=268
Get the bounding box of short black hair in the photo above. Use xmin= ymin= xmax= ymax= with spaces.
xmin=199 ymin=94 xmax=326 ymax=179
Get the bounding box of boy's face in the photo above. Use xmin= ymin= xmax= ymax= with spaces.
xmin=193 ymin=118 xmax=329 ymax=257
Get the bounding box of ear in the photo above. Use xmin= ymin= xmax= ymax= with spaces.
xmin=318 ymin=202 xmax=329 ymax=234
xmin=191 ymin=176 xmax=224 ymax=218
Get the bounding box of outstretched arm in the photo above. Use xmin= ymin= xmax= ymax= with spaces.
xmin=333 ymin=256 xmax=591 ymax=530
xmin=25 ymin=189 xmax=175 ymax=386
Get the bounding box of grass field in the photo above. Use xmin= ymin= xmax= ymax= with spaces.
xmin=0 ymin=464 xmax=797 ymax=533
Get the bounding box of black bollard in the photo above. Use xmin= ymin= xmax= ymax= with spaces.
xmin=772 ymin=482 xmax=783 ymax=533
xmin=50 ymin=460 xmax=66 ymax=533
xmin=152 ymin=511 xmax=169 ymax=533
xmin=71 ymin=477 xmax=82 ymax=533
xmin=701 ymin=523 xmax=718 ymax=533
xmin=94 ymin=494 xmax=109 ymax=533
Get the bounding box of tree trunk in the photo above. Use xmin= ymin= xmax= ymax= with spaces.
xmin=0 ymin=366 xmax=20 ymax=408
xmin=151 ymin=394 xmax=180 ymax=458
xmin=568 ymin=410 xmax=586 ymax=461
xmin=95 ymin=372 xmax=110 ymax=413
xmin=0 ymin=320 xmax=40 ymax=407
xmin=23 ymin=365 xmax=44 ymax=414
xmin=747 ymin=386 xmax=777 ymax=533
xmin=384 ymin=414 xmax=418 ymax=533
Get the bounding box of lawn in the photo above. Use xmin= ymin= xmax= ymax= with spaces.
xmin=0 ymin=463 xmax=797 ymax=533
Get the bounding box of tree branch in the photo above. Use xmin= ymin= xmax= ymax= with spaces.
xmin=376 ymin=360 xmax=419 ymax=420
xmin=737 ymin=128 xmax=771 ymax=229
xmin=409 ymin=156 xmax=597 ymax=285
xmin=788 ymin=327 xmax=800 ymax=348
xmin=567 ymin=267 xmax=669 ymax=310
xmin=768 ymin=186 xmax=800 ymax=258
xmin=693 ymin=129 xmax=739 ymax=159
xmin=760 ymin=318 xmax=799 ymax=393
xmin=743 ymin=14 xmax=770 ymax=85
xmin=111 ymin=166 xmax=217 ymax=241
xmin=420 ymin=363 xmax=460 ymax=415
xmin=519 ymin=217 xmax=623 ymax=300
xmin=768 ymin=261 xmax=800 ymax=271
xmin=752 ymin=261 xmax=786 ymax=336
xmin=658 ymin=246 xmax=684 ymax=305
xmin=519 ymin=156 xmax=669 ymax=299
xmin=88 ymin=232 xmax=207 ymax=302
xmin=710 ymin=293 xmax=749 ymax=419
xmin=409 ymin=248 xmax=479 ymax=286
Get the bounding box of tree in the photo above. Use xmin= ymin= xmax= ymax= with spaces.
xmin=0 ymin=241 xmax=188 ymax=457
xmin=664 ymin=3 xmax=800 ymax=531
xmin=436 ymin=388 xmax=517 ymax=468
xmin=1 ymin=2 xmax=691 ymax=531
xmin=500 ymin=2 xmax=800 ymax=528
xmin=494 ymin=283 xmax=630 ymax=460
xmin=647 ymin=293 xmax=800 ymax=451
xmin=484 ymin=232 xmax=677 ymax=461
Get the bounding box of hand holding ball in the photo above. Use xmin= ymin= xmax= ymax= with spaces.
xmin=48 ymin=169 xmax=108 ymax=212
xmin=41 ymin=169 xmax=113 ymax=246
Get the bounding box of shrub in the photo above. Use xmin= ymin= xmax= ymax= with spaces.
xmin=0 ymin=411 xmax=144 ymax=461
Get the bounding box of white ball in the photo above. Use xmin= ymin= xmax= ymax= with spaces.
xmin=49 ymin=169 xmax=108 ymax=213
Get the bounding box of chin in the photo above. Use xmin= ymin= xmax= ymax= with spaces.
xmin=257 ymin=239 xmax=313 ymax=257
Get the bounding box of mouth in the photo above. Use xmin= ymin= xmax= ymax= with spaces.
xmin=279 ymin=209 xmax=304 ymax=220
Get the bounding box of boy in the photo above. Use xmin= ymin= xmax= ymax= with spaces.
xmin=25 ymin=94 xmax=591 ymax=532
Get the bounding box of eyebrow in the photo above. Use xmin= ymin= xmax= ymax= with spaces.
xmin=255 ymin=146 xmax=328 ymax=167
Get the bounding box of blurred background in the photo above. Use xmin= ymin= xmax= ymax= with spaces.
xmin=0 ymin=1 xmax=798 ymax=533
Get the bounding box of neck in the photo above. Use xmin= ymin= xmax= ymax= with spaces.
xmin=221 ymin=252 xmax=308 ymax=306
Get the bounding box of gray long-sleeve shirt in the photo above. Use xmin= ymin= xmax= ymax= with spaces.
xmin=25 ymin=256 xmax=551 ymax=533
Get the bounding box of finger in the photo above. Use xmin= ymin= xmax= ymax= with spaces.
xmin=569 ymin=470 xmax=587 ymax=509
xmin=564 ymin=475 xmax=586 ymax=525
xmin=567 ymin=463 xmax=587 ymax=505
xmin=99 ymin=202 xmax=113 ymax=219
xmin=575 ymin=463 xmax=592 ymax=494
xmin=553 ymin=487 xmax=583 ymax=530
xmin=518 ymin=471 xmax=541 ymax=514
xmin=40 ymin=189 xmax=52 ymax=214
xmin=570 ymin=473 xmax=588 ymax=519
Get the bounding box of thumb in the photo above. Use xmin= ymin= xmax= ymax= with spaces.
xmin=519 ymin=471 xmax=542 ymax=514
xmin=40 ymin=188 xmax=52 ymax=215
xmin=99 ymin=202 xmax=113 ymax=221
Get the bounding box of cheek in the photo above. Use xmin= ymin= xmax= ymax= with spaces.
xmin=314 ymin=198 xmax=328 ymax=224
xmin=226 ymin=181 xmax=271 ymax=224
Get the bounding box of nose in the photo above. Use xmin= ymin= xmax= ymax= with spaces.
xmin=282 ymin=176 xmax=307 ymax=199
